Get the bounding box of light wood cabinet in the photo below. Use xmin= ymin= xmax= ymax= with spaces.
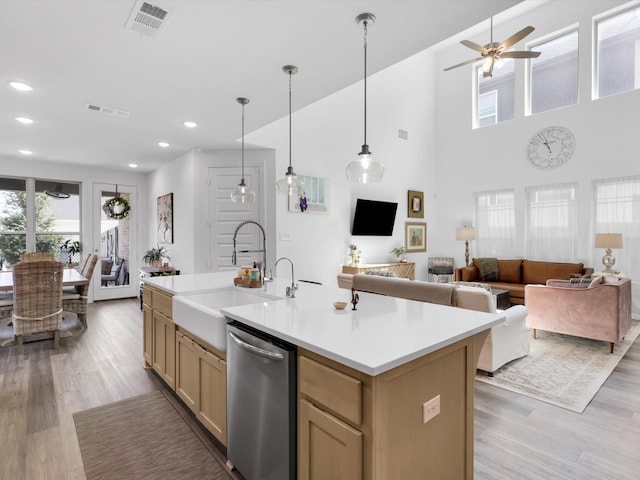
xmin=299 ymin=330 xmax=487 ymax=480
xmin=175 ymin=329 xmax=227 ymax=446
xmin=142 ymin=285 xmax=176 ymax=390
xmin=341 ymin=262 xmax=415 ymax=280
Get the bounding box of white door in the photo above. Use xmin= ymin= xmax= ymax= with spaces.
xmin=209 ymin=165 xmax=262 ymax=272
xmin=93 ymin=183 xmax=138 ymax=301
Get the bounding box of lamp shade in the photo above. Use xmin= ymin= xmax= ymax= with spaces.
xmin=456 ymin=226 xmax=475 ymax=241
xmin=595 ymin=233 xmax=623 ymax=249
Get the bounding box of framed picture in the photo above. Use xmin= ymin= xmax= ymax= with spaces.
xmin=288 ymin=174 xmax=329 ymax=213
xmin=157 ymin=193 xmax=173 ymax=244
xmin=405 ymin=222 xmax=426 ymax=252
xmin=407 ymin=190 xmax=424 ymax=218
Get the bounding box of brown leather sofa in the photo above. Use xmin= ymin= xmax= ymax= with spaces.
xmin=455 ymin=258 xmax=593 ymax=305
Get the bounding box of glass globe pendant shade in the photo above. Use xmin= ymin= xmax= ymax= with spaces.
xmin=346 ymin=144 xmax=384 ymax=183
xmin=276 ymin=166 xmax=304 ymax=196
xmin=231 ymin=179 xmax=256 ymax=203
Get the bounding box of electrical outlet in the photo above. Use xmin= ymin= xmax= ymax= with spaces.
xmin=423 ymin=395 xmax=440 ymax=424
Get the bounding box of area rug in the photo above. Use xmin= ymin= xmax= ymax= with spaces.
xmin=73 ymin=390 xmax=232 ymax=480
xmin=476 ymin=320 xmax=640 ymax=413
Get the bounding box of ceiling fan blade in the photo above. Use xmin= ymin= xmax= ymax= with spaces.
xmin=444 ymin=57 xmax=483 ymax=71
xmin=460 ymin=39 xmax=487 ymax=54
xmin=500 ymin=26 xmax=535 ymax=50
xmin=500 ymin=50 xmax=541 ymax=59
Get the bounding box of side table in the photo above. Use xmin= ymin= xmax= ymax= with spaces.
xmin=491 ymin=288 xmax=511 ymax=310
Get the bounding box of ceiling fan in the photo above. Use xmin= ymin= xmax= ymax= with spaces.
xmin=445 ymin=17 xmax=541 ymax=77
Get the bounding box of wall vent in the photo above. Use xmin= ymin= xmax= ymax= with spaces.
xmin=125 ymin=1 xmax=172 ymax=38
xmin=85 ymin=104 xmax=130 ymax=118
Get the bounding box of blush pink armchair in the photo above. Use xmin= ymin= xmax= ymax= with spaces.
xmin=524 ymin=277 xmax=632 ymax=353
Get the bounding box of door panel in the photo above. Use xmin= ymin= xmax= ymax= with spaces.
xmin=93 ymin=183 xmax=137 ymax=300
xmin=209 ymin=166 xmax=261 ymax=272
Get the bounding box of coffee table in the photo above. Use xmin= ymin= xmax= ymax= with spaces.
xmin=491 ymin=288 xmax=511 ymax=310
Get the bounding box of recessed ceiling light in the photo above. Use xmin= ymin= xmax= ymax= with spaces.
xmin=129 ymin=163 xmax=138 ymax=168
xmin=183 ymin=121 xmax=197 ymax=128
xmin=9 ymin=81 xmax=33 ymax=92
xmin=15 ymin=116 xmax=34 ymax=124
xmin=158 ymin=142 xmax=170 ymax=148
xmin=19 ymin=150 xmax=32 ymax=155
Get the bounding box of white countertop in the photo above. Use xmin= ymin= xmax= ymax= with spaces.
xmin=148 ymin=272 xmax=504 ymax=376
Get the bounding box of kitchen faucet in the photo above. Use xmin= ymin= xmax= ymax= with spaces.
xmin=232 ymin=220 xmax=271 ymax=282
xmin=275 ymin=256 xmax=297 ymax=298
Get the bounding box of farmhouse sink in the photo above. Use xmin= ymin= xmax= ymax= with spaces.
xmin=172 ymin=287 xmax=281 ymax=352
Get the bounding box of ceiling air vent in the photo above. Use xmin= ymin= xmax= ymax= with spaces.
xmin=85 ymin=104 xmax=131 ymax=119
xmin=125 ymin=1 xmax=172 ymax=38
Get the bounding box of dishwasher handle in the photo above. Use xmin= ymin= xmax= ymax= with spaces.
xmin=228 ymin=330 xmax=285 ymax=361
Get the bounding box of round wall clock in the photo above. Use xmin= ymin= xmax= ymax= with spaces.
xmin=527 ymin=126 xmax=575 ymax=169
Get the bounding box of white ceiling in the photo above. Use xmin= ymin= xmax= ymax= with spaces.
xmin=0 ymin=0 xmax=525 ymax=173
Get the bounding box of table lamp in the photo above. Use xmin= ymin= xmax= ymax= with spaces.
xmin=595 ymin=233 xmax=623 ymax=274
xmin=456 ymin=226 xmax=475 ymax=267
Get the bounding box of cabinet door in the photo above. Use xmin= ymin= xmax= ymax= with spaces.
xmin=175 ymin=331 xmax=198 ymax=411
xmin=143 ymin=304 xmax=153 ymax=367
xmin=198 ymin=346 xmax=227 ymax=446
xmin=152 ymin=311 xmax=176 ymax=389
xmin=299 ymin=399 xmax=362 ymax=480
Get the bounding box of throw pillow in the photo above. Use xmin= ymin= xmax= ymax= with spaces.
xmin=588 ymin=276 xmax=603 ymax=288
xmin=476 ymin=257 xmax=499 ymax=281
xmin=365 ymin=270 xmax=396 ymax=277
xmin=569 ymin=277 xmax=592 ymax=284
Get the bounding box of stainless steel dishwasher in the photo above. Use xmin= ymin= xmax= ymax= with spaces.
xmin=226 ymin=321 xmax=297 ymax=480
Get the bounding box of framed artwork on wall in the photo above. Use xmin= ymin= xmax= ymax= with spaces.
xmin=405 ymin=221 xmax=426 ymax=252
xmin=288 ymin=174 xmax=329 ymax=213
xmin=407 ymin=190 xmax=424 ymax=218
xmin=157 ymin=192 xmax=173 ymax=244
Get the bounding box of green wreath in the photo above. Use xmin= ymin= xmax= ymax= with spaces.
xmin=103 ymin=196 xmax=131 ymax=220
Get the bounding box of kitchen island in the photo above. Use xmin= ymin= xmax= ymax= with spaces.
xmin=143 ymin=272 xmax=504 ymax=480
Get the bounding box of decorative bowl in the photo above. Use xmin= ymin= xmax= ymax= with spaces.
xmin=333 ymin=301 xmax=347 ymax=310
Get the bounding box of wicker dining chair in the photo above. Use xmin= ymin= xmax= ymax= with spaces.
xmin=62 ymin=253 xmax=98 ymax=329
xmin=12 ymin=259 xmax=64 ymax=353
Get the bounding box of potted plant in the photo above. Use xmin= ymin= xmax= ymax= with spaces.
xmin=142 ymin=244 xmax=171 ymax=267
xmin=61 ymin=239 xmax=81 ymax=267
xmin=390 ymin=246 xmax=406 ymax=262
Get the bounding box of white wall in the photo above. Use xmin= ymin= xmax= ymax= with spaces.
xmin=146 ymin=148 xmax=275 ymax=274
xmin=432 ymin=0 xmax=639 ymax=268
xmin=247 ymin=48 xmax=436 ymax=285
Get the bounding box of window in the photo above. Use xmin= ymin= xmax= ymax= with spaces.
xmin=593 ymin=177 xmax=640 ymax=317
xmin=474 ymin=59 xmax=515 ymax=128
xmin=0 ymin=177 xmax=80 ymax=269
xmin=525 ymin=183 xmax=578 ymax=261
xmin=595 ymin=3 xmax=640 ymax=99
xmin=474 ymin=189 xmax=516 ymax=257
xmin=529 ymin=29 xmax=579 ymax=114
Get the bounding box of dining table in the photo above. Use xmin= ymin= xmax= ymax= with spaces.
xmin=0 ymin=267 xmax=89 ymax=292
xmin=0 ymin=268 xmax=89 ymax=348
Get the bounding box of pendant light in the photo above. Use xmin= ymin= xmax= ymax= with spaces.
xmin=276 ymin=65 xmax=304 ymax=197
xmin=44 ymin=183 xmax=70 ymax=199
xmin=231 ymin=97 xmax=256 ymax=203
xmin=346 ymin=12 xmax=384 ymax=184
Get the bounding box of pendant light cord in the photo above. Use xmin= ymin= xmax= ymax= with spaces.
xmin=288 ymin=70 xmax=292 ymax=170
xmin=241 ymin=101 xmax=245 ymax=182
xmin=363 ymin=19 xmax=368 ymax=147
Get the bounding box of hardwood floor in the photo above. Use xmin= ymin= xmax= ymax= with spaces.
xmin=1 ymin=298 xmax=639 ymax=479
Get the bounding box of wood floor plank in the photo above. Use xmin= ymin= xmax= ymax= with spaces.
xmin=2 ymin=298 xmax=640 ymax=480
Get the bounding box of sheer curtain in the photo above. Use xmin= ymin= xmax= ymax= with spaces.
xmin=525 ymin=183 xmax=578 ymax=261
xmin=474 ymin=189 xmax=516 ymax=258
xmin=594 ymin=176 xmax=640 ymax=318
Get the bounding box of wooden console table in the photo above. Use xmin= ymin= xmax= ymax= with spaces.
xmin=341 ymin=262 xmax=415 ymax=280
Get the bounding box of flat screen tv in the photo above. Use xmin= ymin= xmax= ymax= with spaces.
xmin=351 ymin=198 xmax=398 ymax=236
